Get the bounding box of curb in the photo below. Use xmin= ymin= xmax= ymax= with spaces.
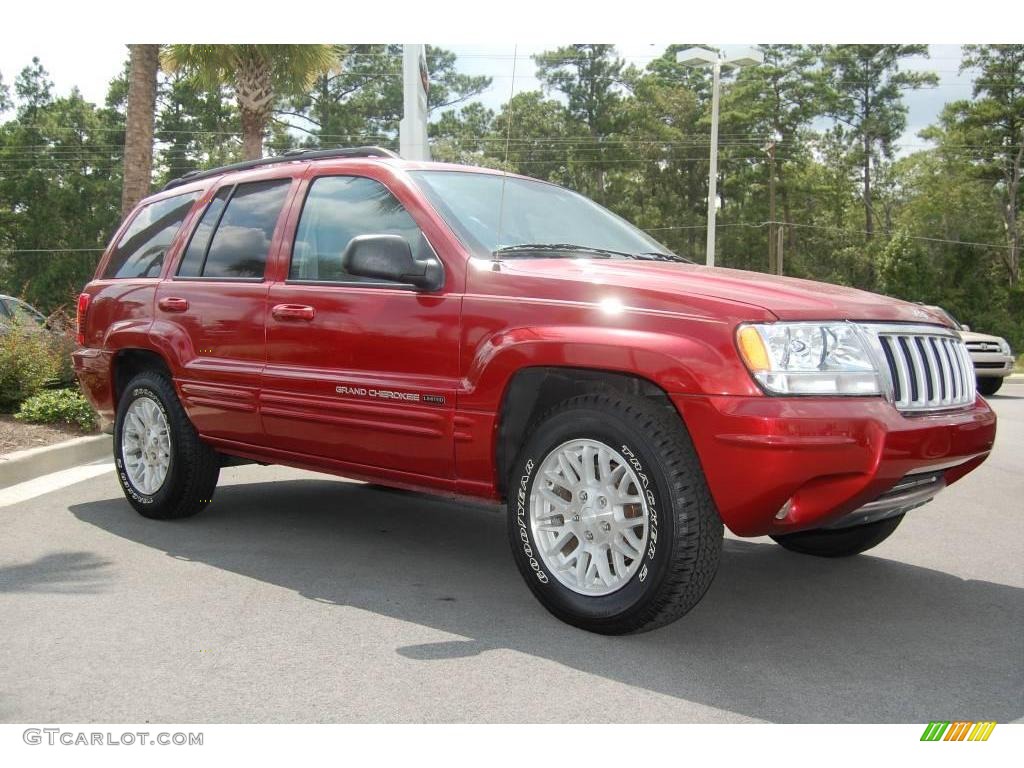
xmin=0 ymin=434 xmax=112 ymax=490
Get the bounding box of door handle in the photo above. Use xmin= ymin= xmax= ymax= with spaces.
xmin=158 ymin=296 xmax=189 ymax=312
xmin=272 ymin=304 xmax=316 ymax=321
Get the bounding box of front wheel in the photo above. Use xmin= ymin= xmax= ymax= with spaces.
xmin=507 ymin=392 xmax=723 ymax=635
xmin=771 ymin=514 xmax=904 ymax=558
xmin=977 ymin=377 xmax=1003 ymax=396
xmin=113 ymin=370 xmax=220 ymax=519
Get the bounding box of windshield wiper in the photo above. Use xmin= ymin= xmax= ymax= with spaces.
xmin=633 ymin=251 xmax=696 ymax=264
xmin=493 ymin=243 xmax=689 ymax=262
xmin=494 ymin=243 xmax=623 ymax=259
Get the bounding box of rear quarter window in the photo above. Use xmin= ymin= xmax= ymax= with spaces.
xmin=102 ymin=191 xmax=200 ymax=279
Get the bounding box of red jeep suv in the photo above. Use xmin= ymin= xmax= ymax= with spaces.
xmin=74 ymin=147 xmax=997 ymax=634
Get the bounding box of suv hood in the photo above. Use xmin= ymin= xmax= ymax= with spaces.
xmin=500 ymin=259 xmax=950 ymax=325
xmin=959 ymin=329 xmax=1008 ymax=345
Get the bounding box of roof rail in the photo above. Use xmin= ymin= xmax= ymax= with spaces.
xmin=161 ymin=146 xmax=401 ymax=191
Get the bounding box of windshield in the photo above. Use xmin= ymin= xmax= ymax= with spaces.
xmin=409 ymin=170 xmax=678 ymax=260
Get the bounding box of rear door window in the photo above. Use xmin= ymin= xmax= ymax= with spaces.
xmin=177 ymin=179 xmax=291 ymax=279
xmin=103 ymin=191 xmax=200 ymax=278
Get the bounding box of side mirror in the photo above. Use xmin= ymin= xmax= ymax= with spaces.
xmin=960 ymin=323 xmax=970 ymax=332
xmin=340 ymin=234 xmax=442 ymax=291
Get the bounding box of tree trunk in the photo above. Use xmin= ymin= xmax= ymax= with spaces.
xmin=1005 ymin=143 xmax=1022 ymax=285
xmin=121 ymin=44 xmax=160 ymax=219
xmin=233 ymin=50 xmax=274 ymax=161
xmin=863 ymin=133 xmax=873 ymax=240
xmin=241 ymin=109 xmax=265 ymax=160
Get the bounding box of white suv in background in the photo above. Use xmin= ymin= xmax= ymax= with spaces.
xmin=925 ymin=306 xmax=1015 ymax=396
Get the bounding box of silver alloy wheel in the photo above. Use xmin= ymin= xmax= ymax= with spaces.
xmin=121 ymin=396 xmax=171 ymax=495
xmin=530 ymin=439 xmax=651 ymax=596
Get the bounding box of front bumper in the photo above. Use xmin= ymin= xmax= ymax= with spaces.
xmin=969 ymin=351 xmax=1015 ymax=378
xmin=671 ymin=393 xmax=997 ymax=537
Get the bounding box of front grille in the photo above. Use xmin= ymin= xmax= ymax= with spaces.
xmin=965 ymin=341 xmax=1002 ymax=353
xmin=873 ymin=328 xmax=975 ymax=412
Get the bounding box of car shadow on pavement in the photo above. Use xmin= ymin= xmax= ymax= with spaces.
xmin=70 ymin=478 xmax=1023 ymax=724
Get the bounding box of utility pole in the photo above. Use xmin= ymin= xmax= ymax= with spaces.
xmin=777 ymin=223 xmax=784 ymax=276
xmin=678 ymin=47 xmax=764 ymax=267
xmin=400 ymin=44 xmax=431 ymax=161
xmin=767 ymin=139 xmax=776 ymax=274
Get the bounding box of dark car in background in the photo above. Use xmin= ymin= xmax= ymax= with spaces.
xmin=0 ymin=294 xmax=48 ymax=334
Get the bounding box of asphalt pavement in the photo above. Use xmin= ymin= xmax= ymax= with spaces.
xmin=2 ymin=382 xmax=1022 ymax=723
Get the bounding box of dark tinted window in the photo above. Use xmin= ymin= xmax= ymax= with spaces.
xmin=177 ymin=187 xmax=232 ymax=277
xmin=103 ymin=192 xmax=200 ymax=278
xmin=290 ymin=176 xmax=429 ymax=282
xmin=202 ymin=180 xmax=290 ymax=279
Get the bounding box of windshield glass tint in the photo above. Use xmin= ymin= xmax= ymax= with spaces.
xmin=409 ymin=171 xmax=669 ymax=257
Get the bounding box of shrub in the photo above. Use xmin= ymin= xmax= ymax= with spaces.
xmin=0 ymin=321 xmax=63 ymax=410
xmin=15 ymin=388 xmax=97 ymax=431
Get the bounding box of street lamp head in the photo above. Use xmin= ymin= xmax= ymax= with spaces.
xmin=724 ymin=48 xmax=765 ymax=68
xmin=676 ymin=47 xmax=718 ymax=67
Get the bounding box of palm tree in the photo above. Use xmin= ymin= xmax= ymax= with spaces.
xmin=122 ymin=44 xmax=160 ymax=217
xmin=161 ymin=45 xmax=340 ymax=160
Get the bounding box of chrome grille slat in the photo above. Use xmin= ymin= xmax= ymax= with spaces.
xmin=864 ymin=324 xmax=975 ymax=413
xmin=933 ymin=337 xmax=952 ymax=404
xmin=937 ymin=342 xmax=954 ymax=403
xmin=903 ymin=335 xmax=926 ymax=406
xmin=920 ymin=338 xmax=942 ymax=405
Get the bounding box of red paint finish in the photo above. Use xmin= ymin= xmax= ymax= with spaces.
xmin=73 ymin=156 xmax=997 ymax=536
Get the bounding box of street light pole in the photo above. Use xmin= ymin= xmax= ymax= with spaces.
xmin=705 ymin=57 xmax=722 ymax=267
xmin=677 ymin=46 xmax=764 ymax=268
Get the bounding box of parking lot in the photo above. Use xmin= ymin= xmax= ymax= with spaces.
xmin=1 ymin=382 xmax=1022 ymax=723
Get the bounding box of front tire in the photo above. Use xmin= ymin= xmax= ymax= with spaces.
xmin=507 ymin=392 xmax=723 ymax=635
xmin=113 ymin=370 xmax=220 ymax=519
xmin=771 ymin=514 xmax=904 ymax=558
xmin=977 ymin=377 xmax=1003 ymax=396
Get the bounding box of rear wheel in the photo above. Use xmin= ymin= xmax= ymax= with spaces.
xmin=113 ymin=370 xmax=220 ymax=519
xmin=771 ymin=514 xmax=904 ymax=558
xmin=977 ymin=377 xmax=1003 ymax=396
xmin=507 ymin=392 xmax=723 ymax=635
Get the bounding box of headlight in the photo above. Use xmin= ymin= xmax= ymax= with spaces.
xmin=1000 ymin=339 xmax=1012 ymax=355
xmin=736 ymin=322 xmax=881 ymax=395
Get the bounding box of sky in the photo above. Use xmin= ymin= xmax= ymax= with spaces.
xmin=0 ymin=43 xmax=978 ymax=151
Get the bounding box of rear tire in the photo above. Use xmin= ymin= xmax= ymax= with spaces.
xmin=113 ymin=370 xmax=220 ymax=519
xmin=771 ymin=514 xmax=904 ymax=558
xmin=507 ymin=392 xmax=723 ymax=635
xmin=977 ymin=377 xmax=1003 ymax=396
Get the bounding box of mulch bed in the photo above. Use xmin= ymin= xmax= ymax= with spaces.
xmin=0 ymin=413 xmax=96 ymax=456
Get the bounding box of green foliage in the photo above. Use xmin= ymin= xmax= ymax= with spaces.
xmin=876 ymin=230 xmax=932 ymax=300
xmin=0 ymin=58 xmax=122 ymax=312
xmin=276 ymin=44 xmax=491 ymax=153
xmin=15 ymin=388 xmax=97 ymax=430
xmin=0 ymin=324 xmax=63 ymax=410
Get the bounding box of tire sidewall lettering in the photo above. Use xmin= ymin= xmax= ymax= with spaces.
xmin=620 ymin=443 xmax=659 ymax=561
xmin=515 ymin=458 xmax=549 ymax=584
